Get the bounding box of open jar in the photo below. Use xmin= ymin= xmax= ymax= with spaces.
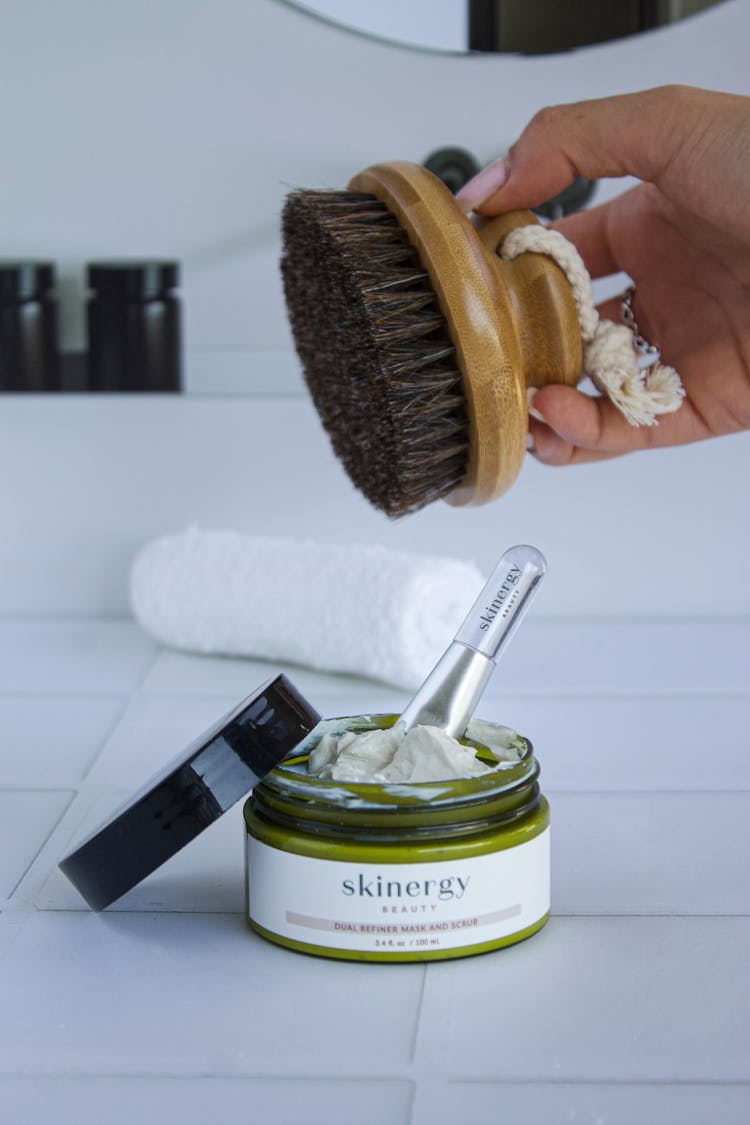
xmin=244 ymin=713 xmax=550 ymax=962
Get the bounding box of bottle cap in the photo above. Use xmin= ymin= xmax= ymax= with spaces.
xmin=87 ymin=261 xmax=179 ymax=299
xmin=0 ymin=261 xmax=55 ymax=301
xmin=59 ymin=674 xmax=321 ymax=911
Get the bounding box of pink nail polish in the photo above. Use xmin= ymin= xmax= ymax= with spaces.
xmin=527 ymin=387 xmax=545 ymax=422
xmin=455 ymin=157 xmax=509 ymax=212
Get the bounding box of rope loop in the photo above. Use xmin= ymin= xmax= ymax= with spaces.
xmin=500 ymin=225 xmax=685 ymax=427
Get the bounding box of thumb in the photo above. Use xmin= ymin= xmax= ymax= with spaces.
xmin=456 ymin=85 xmax=711 ymax=215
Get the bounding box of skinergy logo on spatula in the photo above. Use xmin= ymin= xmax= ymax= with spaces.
xmin=398 ymin=544 xmax=546 ymax=739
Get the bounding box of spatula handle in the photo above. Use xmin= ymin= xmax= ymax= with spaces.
xmin=399 ymin=545 xmax=546 ymax=738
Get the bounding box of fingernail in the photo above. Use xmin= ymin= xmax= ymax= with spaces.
xmin=527 ymin=386 xmax=545 ymax=422
xmin=455 ymin=156 xmax=509 ymax=212
xmin=526 ymin=431 xmax=535 ymax=452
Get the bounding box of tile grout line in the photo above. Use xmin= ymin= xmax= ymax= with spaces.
xmin=447 ymin=1077 xmax=750 ymax=1088
xmin=75 ymin=692 xmax=144 ymax=787
xmin=407 ymin=1074 xmax=750 ymax=1116
xmin=407 ymin=966 xmax=428 ymax=1070
xmin=0 ymin=686 xmax=749 ymax=700
xmin=1 ymin=612 xmax=748 ymax=622
xmin=0 ymin=690 xmax=129 ymax=700
xmin=5 ymin=790 xmax=78 ymax=904
xmin=0 ymin=1068 xmax=407 ymax=1084
xmin=0 ymin=786 xmax=80 ymax=795
xmin=2 ymin=615 xmax=749 ymax=632
xmin=550 ymin=912 xmax=750 ymax=919
xmin=0 ymin=675 xmax=145 ymax=922
xmin=406 ymin=1080 xmax=418 ymax=1125
xmin=126 ymin=640 xmax=165 ymax=696
xmin=0 ymin=1069 xmax=747 ymax=1087
xmin=5 ymin=909 xmax=749 ymax=920
xmin=0 ymin=671 xmax=153 ymax=923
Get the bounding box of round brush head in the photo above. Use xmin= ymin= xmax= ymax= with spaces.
xmin=282 ymin=163 xmax=582 ymax=517
xmin=281 ymin=190 xmax=469 ymax=517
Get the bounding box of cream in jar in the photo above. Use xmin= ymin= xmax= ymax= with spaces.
xmin=307 ymin=719 xmax=525 ymax=782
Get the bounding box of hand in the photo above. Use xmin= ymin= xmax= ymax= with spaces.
xmin=456 ymin=85 xmax=750 ymax=465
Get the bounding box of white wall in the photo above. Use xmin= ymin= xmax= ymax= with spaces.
xmin=0 ymin=0 xmax=747 ymax=351
xmin=0 ymin=0 xmax=748 ymax=619
xmin=1 ymin=394 xmax=748 ymax=619
xmin=283 ymin=0 xmax=467 ymax=53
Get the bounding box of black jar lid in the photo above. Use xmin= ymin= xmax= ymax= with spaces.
xmin=0 ymin=261 xmax=55 ymax=300
xmin=59 ymin=673 xmax=321 ymax=911
xmin=87 ymin=260 xmax=179 ymax=299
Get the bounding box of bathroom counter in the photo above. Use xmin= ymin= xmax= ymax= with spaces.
xmin=1 ymin=617 xmax=748 ymax=1124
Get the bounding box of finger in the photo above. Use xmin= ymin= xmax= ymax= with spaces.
xmin=460 ymin=86 xmax=701 ymax=215
xmin=527 ymin=420 xmax=620 ymax=466
xmin=528 ymin=384 xmax=711 ymax=459
xmin=529 ymin=387 xmax=651 ymax=460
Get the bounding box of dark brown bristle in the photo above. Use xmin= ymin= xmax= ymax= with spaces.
xmin=281 ymin=189 xmax=469 ymax=517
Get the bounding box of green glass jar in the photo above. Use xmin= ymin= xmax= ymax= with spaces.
xmin=243 ymin=714 xmax=549 ymax=962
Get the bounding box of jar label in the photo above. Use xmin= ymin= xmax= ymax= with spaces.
xmin=246 ymin=829 xmax=550 ymax=954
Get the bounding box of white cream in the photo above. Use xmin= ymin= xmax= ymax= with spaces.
xmin=307 ymin=720 xmax=524 ymax=783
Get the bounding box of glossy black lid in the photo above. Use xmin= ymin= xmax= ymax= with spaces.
xmin=59 ymin=674 xmax=320 ymax=911
xmin=0 ymin=261 xmax=55 ymax=300
xmin=87 ymin=260 xmax=179 ymax=299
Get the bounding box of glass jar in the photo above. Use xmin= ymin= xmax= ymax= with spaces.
xmin=244 ymin=714 xmax=549 ymax=962
xmin=0 ymin=261 xmax=59 ymax=391
xmin=87 ymin=260 xmax=181 ymax=392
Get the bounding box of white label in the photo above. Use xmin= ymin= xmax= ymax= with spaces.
xmin=246 ymin=829 xmax=549 ymax=954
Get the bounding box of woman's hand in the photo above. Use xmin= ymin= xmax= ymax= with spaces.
xmin=456 ymin=85 xmax=750 ymax=465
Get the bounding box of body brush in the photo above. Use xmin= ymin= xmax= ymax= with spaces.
xmin=281 ymin=161 xmax=582 ymax=517
xmin=281 ymin=161 xmax=684 ymax=517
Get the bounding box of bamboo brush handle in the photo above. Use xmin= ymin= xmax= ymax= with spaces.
xmin=348 ymin=162 xmax=582 ymax=507
xmin=474 ymin=211 xmax=582 ymax=392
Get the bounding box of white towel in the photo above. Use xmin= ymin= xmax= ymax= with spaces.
xmin=129 ymin=528 xmax=485 ymax=689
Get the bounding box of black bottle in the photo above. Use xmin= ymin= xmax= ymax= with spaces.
xmin=87 ymin=261 xmax=181 ymax=392
xmin=0 ymin=261 xmax=60 ymax=391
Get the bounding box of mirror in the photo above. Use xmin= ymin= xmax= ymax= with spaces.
xmin=280 ymin=0 xmax=726 ymax=55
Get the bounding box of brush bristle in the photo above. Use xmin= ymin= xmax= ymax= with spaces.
xmin=281 ymin=189 xmax=469 ymax=517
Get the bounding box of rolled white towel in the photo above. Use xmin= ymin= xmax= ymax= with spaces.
xmin=129 ymin=528 xmax=485 ymax=690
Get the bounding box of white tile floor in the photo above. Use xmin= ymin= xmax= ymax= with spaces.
xmin=0 ymin=618 xmax=748 ymax=1125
